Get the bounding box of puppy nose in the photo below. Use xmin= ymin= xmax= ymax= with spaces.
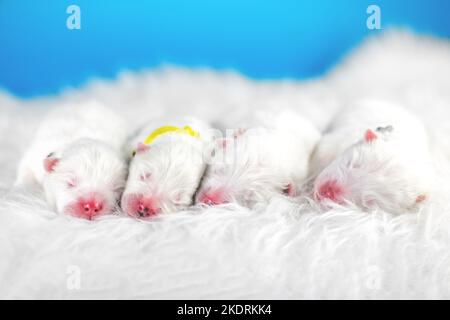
xmin=122 ymin=194 xmax=161 ymax=218
xmin=137 ymin=200 xmax=160 ymax=218
xmin=76 ymin=198 xmax=105 ymax=220
xmin=315 ymin=180 xmax=344 ymax=203
xmin=199 ymin=192 xmax=225 ymax=206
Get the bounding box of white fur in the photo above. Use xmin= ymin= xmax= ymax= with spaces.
xmin=312 ymin=100 xmax=435 ymax=213
xmin=1 ymin=31 xmax=450 ymax=299
xmin=197 ymin=110 xmax=320 ymax=208
xmin=122 ymin=117 xmax=216 ymax=214
xmin=15 ymin=101 xmax=128 ymax=215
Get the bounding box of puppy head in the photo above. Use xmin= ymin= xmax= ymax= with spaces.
xmin=122 ymin=134 xmax=207 ymax=218
xmin=43 ymin=139 xmax=127 ymax=219
xmin=313 ymin=127 xmax=430 ymax=213
xmin=196 ymin=129 xmax=291 ymax=208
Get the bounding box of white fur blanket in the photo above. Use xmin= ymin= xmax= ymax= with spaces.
xmin=1 ymin=30 xmax=450 ymax=299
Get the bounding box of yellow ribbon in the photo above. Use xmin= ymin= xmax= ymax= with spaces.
xmin=133 ymin=125 xmax=200 ymax=156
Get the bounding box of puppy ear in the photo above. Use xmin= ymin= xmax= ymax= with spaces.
xmin=416 ymin=194 xmax=427 ymax=203
xmin=43 ymin=156 xmax=59 ymax=173
xmin=364 ymin=129 xmax=378 ymax=142
xmin=136 ymin=142 xmax=150 ymax=154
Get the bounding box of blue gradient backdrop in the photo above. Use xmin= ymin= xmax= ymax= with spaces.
xmin=0 ymin=0 xmax=449 ymax=98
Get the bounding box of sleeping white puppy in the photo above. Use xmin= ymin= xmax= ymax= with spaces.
xmin=311 ymin=99 xmax=434 ymax=213
xmin=15 ymin=101 xmax=128 ymax=220
xmin=195 ymin=110 xmax=321 ymax=208
xmin=121 ymin=117 xmax=215 ymax=218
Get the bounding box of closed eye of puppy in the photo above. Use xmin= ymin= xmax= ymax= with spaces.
xmin=312 ymin=99 xmax=435 ymax=213
xmin=196 ymin=110 xmax=321 ymax=208
xmin=121 ymin=118 xmax=215 ymax=218
xmin=15 ymin=101 xmax=128 ymax=220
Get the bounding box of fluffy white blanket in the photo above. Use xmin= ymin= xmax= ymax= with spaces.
xmin=1 ymin=30 xmax=450 ymax=299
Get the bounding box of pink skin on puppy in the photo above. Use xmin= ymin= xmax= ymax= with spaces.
xmin=315 ymin=179 xmax=345 ymax=203
xmin=122 ymin=193 xmax=161 ymax=218
xmin=197 ymin=187 xmax=228 ymax=205
xmin=65 ymin=194 xmax=107 ymax=220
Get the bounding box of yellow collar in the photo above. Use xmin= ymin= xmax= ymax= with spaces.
xmin=133 ymin=125 xmax=200 ymax=156
xmin=144 ymin=125 xmax=199 ymax=145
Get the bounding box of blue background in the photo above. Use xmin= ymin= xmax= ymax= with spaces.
xmin=0 ymin=0 xmax=449 ymax=98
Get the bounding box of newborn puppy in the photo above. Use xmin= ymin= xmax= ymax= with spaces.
xmin=16 ymin=101 xmax=128 ymax=220
xmin=312 ymin=99 xmax=434 ymax=213
xmin=196 ymin=111 xmax=321 ymax=208
xmin=121 ymin=117 xmax=215 ymax=218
